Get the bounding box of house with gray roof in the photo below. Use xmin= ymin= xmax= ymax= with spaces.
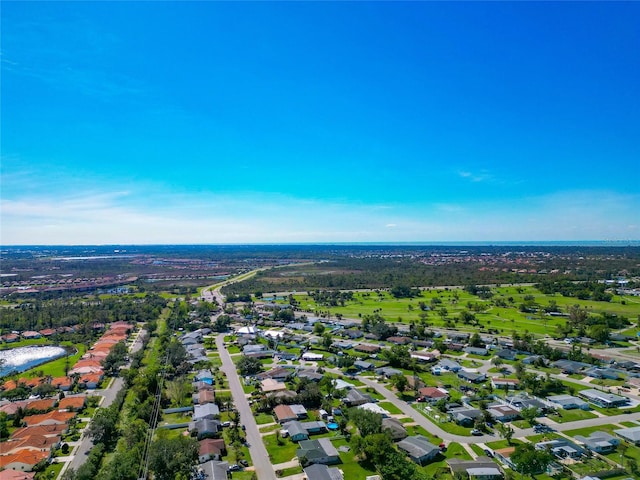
xmin=397 ymin=436 xmax=440 ymax=465
xmin=189 ymin=419 xmax=222 ymax=439
xmin=535 ymin=439 xmax=585 ymax=459
xmin=458 ymin=370 xmax=487 ymax=383
xmin=579 ymin=388 xmax=629 ymax=408
xmin=303 ymin=464 xmax=344 ymax=480
xmin=447 ymin=459 xmax=503 ymax=480
xmin=438 ymin=359 xmax=462 ymax=372
xmin=464 ymin=347 xmax=488 ymax=356
xmin=574 ymin=431 xmax=620 ymax=453
xmin=547 ymin=395 xmax=590 ymax=411
xmin=297 ymin=438 xmax=340 ymax=465
xmin=382 ymin=417 xmax=407 ymax=440
xmin=193 ymin=403 xmax=220 ymax=420
xmin=376 ymin=367 xmax=403 ymax=378
xmin=353 ymin=360 xmax=374 ymax=371
xmin=283 ymin=421 xmax=310 ymax=442
xmin=343 ymin=389 xmax=372 ymax=407
xmin=615 ymin=426 xmax=640 ymax=445
xmin=200 ymin=461 xmax=228 ymax=480
xmin=450 ymin=408 xmax=483 ymax=426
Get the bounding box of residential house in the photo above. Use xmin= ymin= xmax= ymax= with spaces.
xmin=290 ymin=404 xmax=308 ymax=419
xmin=22 ymin=411 xmax=75 ymax=428
xmin=487 ymin=405 xmax=520 ymax=423
xmin=535 ymin=439 xmax=585 ymax=459
xmin=296 ymin=438 xmax=340 ymax=465
xmin=21 ymin=332 xmax=41 ymax=340
xmin=189 ymin=419 xmax=222 ymax=439
xmin=193 ymin=403 xmax=220 ymax=421
xmin=552 ymin=360 xmax=590 ymax=375
xmin=343 ymin=389 xmax=371 ymax=407
xmin=464 ymin=347 xmax=488 ymax=356
xmin=547 ymin=395 xmax=590 ymax=411
xmin=297 ymin=370 xmax=324 ymax=382
xmin=353 ymin=360 xmax=374 ymax=371
xmin=78 ymin=373 xmax=103 ymax=389
xmin=200 ymin=460 xmax=228 ymax=480
xmin=450 ymin=408 xmax=484 ymax=426
xmin=489 ymin=378 xmax=520 ymax=391
xmin=375 ymin=367 xmax=402 ymax=378
xmin=342 ymin=330 xmax=363 ymax=340
xmin=397 ymin=436 xmax=440 ymax=465
xmin=25 ymin=399 xmax=55 ymax=413
xmin=50 ymin=377 xmax=73 ymax=391
xmin=447 ymin=459 xmax=504 ymax=480
xmin=303 ymin=464 xmax=344 ymax=480
xmin=195 ymin=370 xmax=214 ymax=384
xmin=574 ymin=431 xmax=620 ymax=453
xmin=274 ymin=405 xmax=298 ymax=424
xmin=302 ymin=352 xmax=324 ymax=361
xmin=579 ymin=389 xmax=629 ymax=408
xmin=438 ymin=359 xmax=462 ymax=372
xmin=614 ymin=426 xmax=640 ymax=445
xmin=382 ymin=417 xmax=408 ymax=440
xmin=256 ymin=367 xmax=293 ymax=382
xmin=495 ymin=349 xmax=517 ymax=361
xmin=193 ymin=389 xmax=215 ymax=405
xmin=261 ymin=379 xmax=287 ymax=393
xmin=458 ymin=371 xmax=487 ymax=383
xmin=358 ymin=403 xmax=390 ymax=417
xmin=0 ymin=470 xmax=35 ymax=480
xmin=198 ymin=438 xmax=226 ymax=462
xmin=418 ymin=387 xmax=448 ymax=403
xmin=57 ymin=396 xmax=86 ymax=412
xmin=493 ymin=447 xmax=516 ymax=470
xmin=283 ymin=421 xmax=310 ymax=442
xmin=0 ymin=450 xmax=49 ymax=472
xmin=355 ymin=344 xmax=381 ymax=355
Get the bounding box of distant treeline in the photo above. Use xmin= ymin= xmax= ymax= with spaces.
xmin=0 ymin=294 xmax=167 ymax=332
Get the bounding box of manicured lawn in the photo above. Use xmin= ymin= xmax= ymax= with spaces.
xmin=331 ymin=438 xmax=378 ymax=479
xmin=547 ymin=408 xmax=597 ymax=423
xmin=563 ymin=424 xmax=618 ymax=438
xmin=275 ymin=465 xmax=303 ymax=477
xmin=260 ymin=424 xmax=281 ymax=433
xmin=263 ymin=433 xmax=299 ymax=465
xmin=421 ymin=443 xmax=471 ymax=479
xmin=485 ymin=439 xmax=522 ymax=449
xmin=377 ymin=401 xmax=403 ymax=415
xmin=254 ymin=412 xmax=275 ymax=425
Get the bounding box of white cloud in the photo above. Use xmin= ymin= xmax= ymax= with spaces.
xmin=1 ymin=186 xmax=638 ymax=245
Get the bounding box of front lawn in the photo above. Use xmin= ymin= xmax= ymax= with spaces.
xmin=547 ymin=408 xmax=597 ymax=423
xmin=263 ymin=433 xmax=298 ymax=465
xmin=377 ymin=401 xmax=403 ymax=415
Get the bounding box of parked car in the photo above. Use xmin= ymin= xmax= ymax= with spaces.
xmin=227 ymin=465 xmax=241 ymax=472
xmin=471 ymin=429 xmax=483 ymax=436
xmin=239 ymin=460 xmax=249 ymax=467
xmin=484 ymin=449 xmax=493 ymax=458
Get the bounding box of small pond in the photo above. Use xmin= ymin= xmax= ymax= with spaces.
xmin=0 ymin=345 xmax=67 ymax=377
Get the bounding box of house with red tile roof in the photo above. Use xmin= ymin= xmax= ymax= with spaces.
xmin=0 ymin=469 xmax=35 ymax=480
xmin=22 ymin=411 xmax=75 ymax=427
xmin=38 ymin=329 xmax=56 ymax=337
xmin=1 ymin=434 xmax=60 ymax=454
xmin=198 ymin=438 xmax=226 ymax=462
xmin=418 ymin=387 xmax=449 ymax=403
xmin=11 ymin=424 xmax=67 ymax=440
xmin=0 ymin=401 xmax=29 ymax=417
xmin=50 ymin=377 xmax=73 ymax=391
xmin=0 ymin=450 xmax=49 ymax=472
xmin=25 ymin=399 xmax=55 ymax=413
xmin=58 ymin=396 xmax=86 ymax=412
xmin=1 ymin=334 xmax=19 ymax=343
xmin=20 ymin=332 xmax=41 ymax=340
xmin=78 ymin=373 xmax=103 ymax=389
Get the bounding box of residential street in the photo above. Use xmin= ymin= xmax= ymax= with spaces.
xmin=59 ymin=329 xmax=146 ymax=477
xmin=217 ymin=333 xmax=278 ymax=480
xmin=354 ymin=374 xmax=640 ymax=444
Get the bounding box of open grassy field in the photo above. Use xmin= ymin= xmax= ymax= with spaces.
xmin=282 ymin=285 xmax=640 ymax=337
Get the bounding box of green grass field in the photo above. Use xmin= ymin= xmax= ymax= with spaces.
xmin=283 ymin=285 xmax=640 ymax=337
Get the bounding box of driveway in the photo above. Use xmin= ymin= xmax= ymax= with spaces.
xmin=217 ymin=334 xmax=277 ymax=480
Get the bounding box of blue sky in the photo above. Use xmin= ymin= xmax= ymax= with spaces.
xmin=2 ymin=1 xmax=639 ymax=244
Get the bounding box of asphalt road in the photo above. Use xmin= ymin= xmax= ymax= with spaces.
xmin=216 ymin=333 xmax=277 ymax=480
xmin=61 ymin=329 xmax=146 ymax=476
xmin=353 ymin=373 xmax=640 ymax=444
